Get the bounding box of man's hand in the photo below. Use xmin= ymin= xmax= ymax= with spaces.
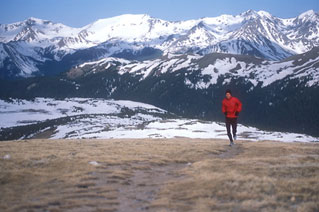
xmin=235 ymin=111 xmax=239 ymax=116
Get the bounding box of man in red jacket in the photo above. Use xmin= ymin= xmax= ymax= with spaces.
xmin=222 ymin=89 xmax=242 ymax=146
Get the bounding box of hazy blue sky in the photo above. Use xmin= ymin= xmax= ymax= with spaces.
xmin=1 ymin=0 xmax=318 ymax=27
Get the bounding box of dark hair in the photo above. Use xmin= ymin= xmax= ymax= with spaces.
xmin=225 ymin=89 xmax=232 ymax=94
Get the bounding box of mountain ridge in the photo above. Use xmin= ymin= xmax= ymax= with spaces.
xmin=1 ymin=10 xmax=318 ymax=79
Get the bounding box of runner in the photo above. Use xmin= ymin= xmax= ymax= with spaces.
xmin=222 ymin=89 xmax=242 ymax=146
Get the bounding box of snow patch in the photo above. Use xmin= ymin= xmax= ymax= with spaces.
xmin=3 ymin=154 xmax=11 ymax=160
xmin=89 ymin=161 xmax=100 ymax=166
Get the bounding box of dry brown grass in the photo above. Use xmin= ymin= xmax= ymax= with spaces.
xmin=0 ymin=138 xmax=318 ymax=212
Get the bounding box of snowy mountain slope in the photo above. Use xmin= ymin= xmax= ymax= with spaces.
xmin=0 ymin=42 xmax=43 ymax=78
xmin=68 ymin=47 xmax=319 ymax=88
xmin=283 ymin=10 xmax=319 ymax=52
xmin=0 ymin=98 xmax=166 ymax=129
xmin=1 ymin=10 xmax=319 ymax=78
xmin=0 ymin=17 xmax=89 ymax=50
xmin=0 ymin=98 xmax=317 ymax=142
xmin=0 ymin=18 xmax=96 ymax=78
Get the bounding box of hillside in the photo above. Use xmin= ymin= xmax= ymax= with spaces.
xmin=1 ymin=48 xmax=318 ymax=137
xmin=0 ymin=138 xmax=318 ymax=211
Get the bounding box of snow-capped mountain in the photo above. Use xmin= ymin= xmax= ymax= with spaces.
xmin=1 ymin=10 xmax=319 ymax=79
xmin=0 ymin=17 xmax=90 ymax=50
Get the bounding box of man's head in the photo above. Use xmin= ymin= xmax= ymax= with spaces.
xmin=225 ymin=89 xmax=232 ymax=99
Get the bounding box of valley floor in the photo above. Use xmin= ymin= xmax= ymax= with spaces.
xmin=0 ymin=138 xmax=318 ymax=212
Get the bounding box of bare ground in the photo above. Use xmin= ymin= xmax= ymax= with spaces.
xmin=0 ymin=138 xmax=318 ymax=212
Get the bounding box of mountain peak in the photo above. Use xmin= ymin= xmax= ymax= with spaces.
xmin=115 ymin=13 xmax=151 ymax=19
xmin=88 ymin=13 xmax=153 ymax=29
xmin=195 ymin=21 xmax=206 ymax=28
xmin=298 ymin=10 xmax=317 ymax=21
xmin=299 ymin=10 xmax=315 ymax=16
xmin=240 ymin=9 xmax=259 ymax=18
xmin=257 ymin=10 xmax=273 ymax=19
xmin=96 ymin=14 xmax=151 ymax=22
xmin=27 ymin=17 xmax=45 ymax=22
xmin=25 ymin=17 xmax=48 ymax=25
xmin=188 ymin=21 xmax=211 ymax=34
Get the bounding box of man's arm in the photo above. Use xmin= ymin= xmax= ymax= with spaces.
xmin=222 ymin=100 xmax=227 ymax=116
xmin=236 ymin=98 xmax=242 ymax=113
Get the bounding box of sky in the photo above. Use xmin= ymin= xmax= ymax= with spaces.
xmin=0 ymin=0 xmax=318 ymax=27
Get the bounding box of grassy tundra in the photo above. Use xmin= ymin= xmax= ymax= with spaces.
xmin=0 ymin=138 xmax=318 ymax=211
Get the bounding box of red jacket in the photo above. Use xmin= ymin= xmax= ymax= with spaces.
xmin=222 ymin=97 xmax=242 ymax=118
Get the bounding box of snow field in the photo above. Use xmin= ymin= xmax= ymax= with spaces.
xmin=0 ymin=98 xmax=318 ymax=142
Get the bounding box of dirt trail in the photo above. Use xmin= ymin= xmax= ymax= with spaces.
xmin=70 ymin=142 xmax=244 ymax=211
xmin=116 ymin=162 xmax=186 ymax=212
xmin=218 ymin=143 xmax=244 ymax=159
xmin=47 ymin=161 xmax=188 ymax=212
